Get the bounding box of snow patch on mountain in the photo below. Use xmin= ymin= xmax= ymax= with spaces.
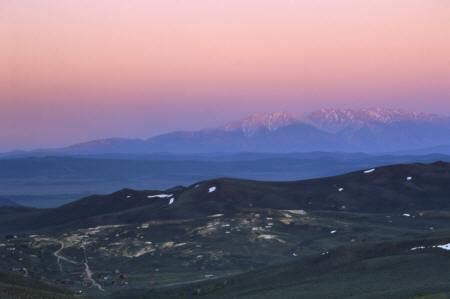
xmin=223 ymin=112 xmax=299 ymax=136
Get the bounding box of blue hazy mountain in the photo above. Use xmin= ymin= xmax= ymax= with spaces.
xmin=30 ymin=108 xmax=450 ymax=155
xmin=0 ymin=197 xmax=21 ymax=207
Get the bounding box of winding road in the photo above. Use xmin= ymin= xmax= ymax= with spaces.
xmin=53 ymin=241 xmax=77 ymax=272
xmin=82 ymin=246 xmax=104 ymax=292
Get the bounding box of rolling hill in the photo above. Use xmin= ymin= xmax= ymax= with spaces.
xmin=3 ymin=161 xmax=450 ymax=233
xmin=2 ymin=152 xmax=450 ymax=208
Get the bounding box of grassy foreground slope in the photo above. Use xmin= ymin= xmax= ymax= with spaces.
xmin=0 ymin=272 xmax=82 ymax=299
xmin=111 ymin=238 xmax=450 ymax=299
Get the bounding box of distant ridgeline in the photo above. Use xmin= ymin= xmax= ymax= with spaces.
xmin=7 ymin=108 xmax=450 ymax=155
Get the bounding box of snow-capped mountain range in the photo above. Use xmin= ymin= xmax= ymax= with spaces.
xmin=18 ymin=108 xmax=450 ymax=155
xmin=221 ymin=108 xmax=450 ymax=135
xmin=304 ymin=108 xmax=450 ymax=133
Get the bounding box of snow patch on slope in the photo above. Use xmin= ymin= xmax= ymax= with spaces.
xmin=147 ymin=194 xmax=173 ymax=199
xmin=223 ymin=112 xmax=299 ymax=136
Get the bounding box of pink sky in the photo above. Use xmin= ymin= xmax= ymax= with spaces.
xmin=1 ymin=0 xmax=449 ymax=150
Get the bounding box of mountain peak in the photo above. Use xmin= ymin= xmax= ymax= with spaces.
xmin=304 ymin=107 xmax=448 ymax=132
xmin=223 ymin=112 xmax=299 ymax=135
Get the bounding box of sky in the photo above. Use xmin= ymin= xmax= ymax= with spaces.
xmin=1 ymin=0 xmax=450 ymax=151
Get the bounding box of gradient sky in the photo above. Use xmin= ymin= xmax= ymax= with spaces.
xmin=1 ymin=0 xmax=450 ymax=151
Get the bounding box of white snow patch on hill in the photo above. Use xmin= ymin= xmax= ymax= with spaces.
xmin=364 ymin=168 xmax=376 ymax=174
xmin=410 ymin=246 xmax=426 ymax=251
xmin=436 ymin=243 xmax=450 ymax=251
xmin=147 ymin=194 xmax=173 ymax=199
xmin=208 ymin=214 xmax=224 ymax=218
